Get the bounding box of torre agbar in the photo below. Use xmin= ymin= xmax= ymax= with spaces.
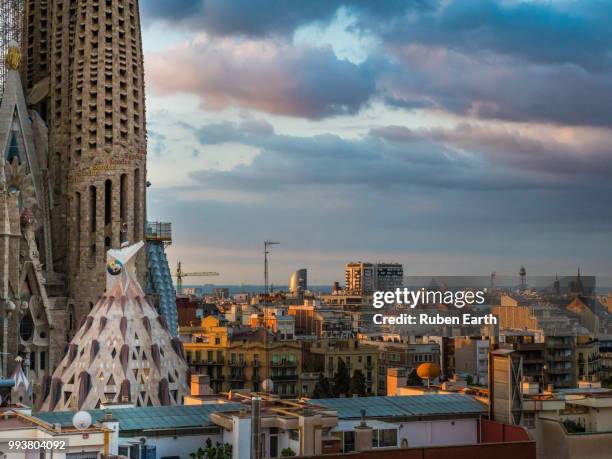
xmin=0 ymin=0 xmax=150 ymax=408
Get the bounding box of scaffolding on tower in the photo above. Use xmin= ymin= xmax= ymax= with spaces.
xmin=0 ymin=0 xmax=23 ymax=99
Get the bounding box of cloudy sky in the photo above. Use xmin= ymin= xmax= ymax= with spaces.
xmin=140 ymin=0 xmax=612 ymax=285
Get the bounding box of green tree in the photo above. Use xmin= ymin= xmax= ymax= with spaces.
xmin=190 ymin=439 xmax=232 ymax=459
xmin=563 ymin=419 xmax=585 ymax=433
xmin=349 ymin=370 xmax=367 ymax=396
xmin=218 ymin=443 xmax=232 ymax=459
xmin=281 ymin=447 xmax=296 ymax=457
xmin=312 ymin=373 xmax=334 ymax=398
xmin=406 ymin=369 xmax=422 ymax=386
xmin=333 ymin=358 xmax=351 ymax=396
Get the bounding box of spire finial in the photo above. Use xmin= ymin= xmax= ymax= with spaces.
xmin=6 ymin=40 xmax=21 ymax=71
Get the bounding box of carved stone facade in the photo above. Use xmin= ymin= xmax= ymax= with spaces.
xmin=0 ymin=48 xmax=55 ymax=404
xmin=12 ymin=0 xmax=148 ymax=384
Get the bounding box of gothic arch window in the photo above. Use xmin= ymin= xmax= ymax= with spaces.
xmin=133 ymin=168 xmax=140 ymax=238
xmin=104 ymin=179 xmax=112 ymax=225
xmin=6 ymin=131 xmax=21 ymax=163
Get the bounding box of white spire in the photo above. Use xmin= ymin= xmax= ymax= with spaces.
xmin=11 ymin=356 xmax=29 ymax=391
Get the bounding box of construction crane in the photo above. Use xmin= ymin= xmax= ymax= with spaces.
xmin=173 ymin=261 xmax=219 ymax=293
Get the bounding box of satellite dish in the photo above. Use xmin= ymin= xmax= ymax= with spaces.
xmin=72 ymin=411 xmax=92 ymax=430
xmin=262 ymin=378 xmax=274 ymax=392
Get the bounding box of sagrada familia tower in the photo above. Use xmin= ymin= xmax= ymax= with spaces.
xmin=0 ymin=0 xmax=170 ymax=409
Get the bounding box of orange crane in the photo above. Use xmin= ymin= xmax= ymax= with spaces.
xmin=173 ymin=261 xmax=219 ymax=293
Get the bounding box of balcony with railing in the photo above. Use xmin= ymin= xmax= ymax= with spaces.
xmin=230 ymin=371 xmax=246 ymax=381
xmin=271 ymin=371 xmax=298 ymax=381
xmin=146 ymin=221 xmax=172 ymax=242
xmin=271 ymin=359 xmax=297 ymax=367
xmin=549 ymin=353 xmax=573 ymax=362
xmin=192 ymin=358 xmax=225 ymax=366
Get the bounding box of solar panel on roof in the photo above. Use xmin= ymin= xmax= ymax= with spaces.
xmin=310 ymin=394 xmax=485 ymax=419
xmin=34 ymin=402 xmax=242 ymax=431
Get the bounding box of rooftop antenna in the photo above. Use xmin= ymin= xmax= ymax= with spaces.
xmin=263 ymin=241 xmax=279 ymax=396
xmin=264 ymin=241 xmax=280 ymax=298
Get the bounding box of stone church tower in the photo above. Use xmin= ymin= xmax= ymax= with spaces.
xmin=21 ymin=0 xmax=148 ymax=327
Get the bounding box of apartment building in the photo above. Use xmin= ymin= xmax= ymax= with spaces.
xmin=546 ymin=336 xmax=577 ymax=389
xmin=287 ymin=303 xmax=353 ymax=338
xmin=356 ymin=335 xmax=441 ymax=394
xmin=307 ymin=339 xmax=379 ymax=394
xmin=344 ymin=262 xmax=403 ymax=295
xmin=576 ymin=336 xmax=602 ymax=383
xmin=182 ymin=316 xmax=302 ymax=397
xmin=454 ymin=338 xmax=490 ymax=385
xmin=500 ymin=332 xmax=547 ymax=386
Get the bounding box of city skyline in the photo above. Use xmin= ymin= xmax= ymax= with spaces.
xmin=141 ymin=1 xmax=612 ymax=284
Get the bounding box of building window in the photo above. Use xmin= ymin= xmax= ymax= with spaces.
xmin=377 ymin=429 xmax=398 ymax=448
xmin=343 ymin=432 xmax=355 ymax=453
xmin=523 ymin=412 xmax=536 ymax=429
xmin=133 ymin=168 xmax=140 ymax=238
xmin=104 ymin=179 xmax=112 ymax=225
xmin=89 ymin=185 xmax=96 ymax=232
xmin=75 ymin=192 xmax=81 ymax=269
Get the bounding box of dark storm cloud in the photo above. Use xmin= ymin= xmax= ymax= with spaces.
xmin=141 ymin=0 xmax=204 ymax=21
xmin=142 ymin=0 xmax=612 ymax=69
xmin=380 ymin=43 xmax=612 ymax=127
xmin=145 ymin=1 xmax=612 ymax=126
xmin=188 ymin=120 xmax=603 ymax=194
xmin=151 ymin=120 xmax=612 ymax=270
xmin=374 ymin=0 xmax=612 ymax=70
xmin=141 ymin=0 xmax=431 ymax=37
xmin=370 ymin=0 xmax=612 ymax=126
xmin=147 ymin=42 xmax=376 ymax=118
xmin=370 ymin=124 xmax=612 ymax=179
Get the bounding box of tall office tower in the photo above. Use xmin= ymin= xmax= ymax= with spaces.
xmin=21 ymin=0 xmax=147 ymax=325
xmin=374 ymin=263 xmax=404 ymax=292
xmin=345 ymin=262 xmax=403 ymax=295
xmin=289 ymin=268 xmax=307 ymax=296
xmin=345 ymin=262 xmax=375 ymax=294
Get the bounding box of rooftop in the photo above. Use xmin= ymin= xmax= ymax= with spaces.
xmin=35 ymin=403 xmax=241 ymax=433
xmin=32 ymin=394 xmax=487 ymax=432
xmin=308 ymin=394 xmax=486 ymax=419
